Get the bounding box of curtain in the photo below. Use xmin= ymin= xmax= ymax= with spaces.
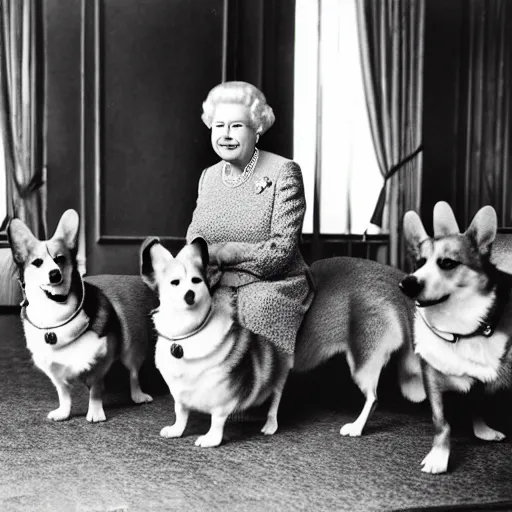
xmin=356 ymin=0 xmax=424 ymax=269
xmin=456 ymin=0 xmax=512 ymax=228
xmin=0 ymin=0 xmax=45 ymax=238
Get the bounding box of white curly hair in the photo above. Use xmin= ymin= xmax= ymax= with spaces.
xmin=201 ymin=81 xmax=275 ymax=135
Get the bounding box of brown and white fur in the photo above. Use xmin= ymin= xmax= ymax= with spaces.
xmin=143 ymin=237 xmax=425 ymax=445
xmin=400 ymin=201 xmax=512 ymax=473
xmin=8 ymin=209 xmax=152 ymax=422
xmin=141 ymin=237 xmax=292 ymax=447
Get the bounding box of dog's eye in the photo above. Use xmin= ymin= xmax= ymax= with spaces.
xmin=171 ymin=279 xmax=180 ymax=286
xmin=191 ymin=277 xmax=202 ymax=284
xmin=54 ymin=255 xmax=66 ymax=265
xmin=438 ymin=258 xmax=460 ymax=271
xmin=31 ymin=258 xmax=43 ymax=268
xmin=415 ymin=257 xmax=427 ymax=270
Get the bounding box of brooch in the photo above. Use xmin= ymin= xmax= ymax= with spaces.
xmin=254 ymin=176 xmax=272 ymax=194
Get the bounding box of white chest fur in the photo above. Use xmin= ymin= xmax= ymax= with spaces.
xmin=414 ymin=311 xmax=508 ymax=391
xmin=154 ymin=312 xmax=236 ymax=413
xmin=25 ymin=322 xmax=109 ymax=382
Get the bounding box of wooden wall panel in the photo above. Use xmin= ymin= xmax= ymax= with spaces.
xmin=44 ymin=0 xmax=83 ymax=234
xmin=100 ymin=0 xmax=225 ymax=239
xmin=82 ymin=0 xmax=225 ymax=274
xmin=421 ymin=0 xmax=464 ymax=233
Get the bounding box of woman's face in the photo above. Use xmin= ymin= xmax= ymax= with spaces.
xmin=210 ymin=103 xmax=258 ymax=168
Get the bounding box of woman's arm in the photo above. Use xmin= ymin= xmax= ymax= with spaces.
xmin=210 ymin=161 xmax=306 ymax=279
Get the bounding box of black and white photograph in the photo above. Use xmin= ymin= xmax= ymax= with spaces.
xmin=2 ymin=0 xmax=512 ymax=510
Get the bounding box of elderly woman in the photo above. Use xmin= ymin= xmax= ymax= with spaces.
xmin=186 ymin=81 xmax=314 ymax=357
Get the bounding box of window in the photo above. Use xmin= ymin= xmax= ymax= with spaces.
xmin=294 ymin=0 xmax=383 ymax=235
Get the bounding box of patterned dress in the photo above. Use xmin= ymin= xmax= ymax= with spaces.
xmin=186 ymin=149 xmax=315 ymax=354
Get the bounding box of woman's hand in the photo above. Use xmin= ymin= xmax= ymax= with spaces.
xmin=208 ymin=242 xmax=252 ymax=268
xmin=208 ymin=243 xmax=225 ymax=267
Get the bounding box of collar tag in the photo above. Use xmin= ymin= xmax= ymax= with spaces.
xmin=170 ymin=343 xmax=184 ymax=358
xmin=44 ymin=332 xmax=58 ymax=345
xmin=482 ymin=325 xmax=494 ymax=337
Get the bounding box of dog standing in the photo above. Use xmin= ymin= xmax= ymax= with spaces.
xmin=8 ymin=209 xmax=153 ymax=422
xmin=400 ymin=201 xmax=512 ymax=473
xmin=141 ymin=236 xmax=292 ymax=447
xmin=142 ymin=236 xmax=425 ymax=446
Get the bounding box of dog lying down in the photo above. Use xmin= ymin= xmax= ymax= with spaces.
xmin=141 ymin=236 xmax=425 ymax=447
xmin=8 ymin=210 xmax=156 ymax=422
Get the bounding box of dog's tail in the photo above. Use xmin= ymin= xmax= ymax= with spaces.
xmin=396 ymin=338 xmax=426 ymax=403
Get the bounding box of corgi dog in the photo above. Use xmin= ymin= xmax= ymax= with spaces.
xmin=400 ymin=201 xmax=512 ymax=474
xmin=141 ymin=236 xmax=292 ymax=447
xmin=8 ymin=209 xmax=153 ymax=422
xmin=142 ymin=237 xmax=425 ymax=446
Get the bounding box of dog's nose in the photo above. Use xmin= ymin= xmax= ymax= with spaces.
xmin=184 ymin=290 xmax=195 ymax=306
xmin=49 ymin=269 xmax=62 ymax=284
xmin=399 ymin=275 xmax=424 ymax=298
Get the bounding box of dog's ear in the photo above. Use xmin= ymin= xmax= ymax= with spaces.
xmin=189 ymin=237 xmax=209 ymax=269
xmin=140 ymin=236 xmax=174 ymax=290
xmin=7 ymin=217 xmax=39 ymax=266
xmin=465 ymin=205 xmax=497 ymax=255
xmin=52 ymin=209 xmax=80 ymax=252
xmin=403 ymin=210 xmax=429 ymax=258
xmin=433 ymin=201 xmax=460 ymax=237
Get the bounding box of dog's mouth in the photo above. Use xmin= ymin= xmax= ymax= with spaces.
xmin=40 ymin=286 xmax=69 ymax=303
xmin=415 ymin=295 xmax=450 ymax=308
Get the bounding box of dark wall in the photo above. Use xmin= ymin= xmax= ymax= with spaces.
xmin=100 ymin=0 xmax=224 ymax=238
xmin=43 ymin=0 xmax=83 ymax=235
xmin=421 ymin=0 xmax=464 ymax=233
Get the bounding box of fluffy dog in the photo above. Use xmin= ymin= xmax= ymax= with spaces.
xmin=400 ymin=201 xmax=512 ymax=473
xmin=8 ymin=209 xmax=154 ymax=422
xmin=141 ymin=237 xmax=292 ymax=447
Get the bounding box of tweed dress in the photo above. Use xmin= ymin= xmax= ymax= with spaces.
xmin=186 ymin=150 xmax=315 ymax=354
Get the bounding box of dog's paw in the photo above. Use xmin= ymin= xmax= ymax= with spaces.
xmin=474 ymin=423 xmax=506 ymax=442
xmin=261 ymin=417 xmax=278 ymax=435
xmin=86 ymin=407 xmax=106 ymax=423
xmin=473 ymin=418 xmax=506 ymax=442
xmin=194 ymin=433 xmax=222 ymax=448
xmin=420 ymin=448 xmax=449 ymax=474
xmin=340 ymin=422 xmax=363 ymax=437
xmin=131 ymin=391 xmax=153 ymax=404
xmin=160 ymin=425 xmax=185 ymax=438
xmin=47 ymin=408 xmax=70 ymax=421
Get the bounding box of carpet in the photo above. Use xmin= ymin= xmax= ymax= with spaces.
xmin=2 ymin=313 xmax=512 ymax=512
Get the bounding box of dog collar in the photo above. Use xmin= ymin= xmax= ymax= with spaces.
xmin=416 ymin=282 xmax=511 ymax=344
xmin=21 ymin=277 xmax=90 ymax=347
xmin=153 ymin=305 xmax=214 ymax=359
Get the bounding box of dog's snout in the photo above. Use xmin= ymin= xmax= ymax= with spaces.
xmin=399 ymin=275 xmax=424 ymax=298
xmin=49 ymin=269 xmax=62 ymax=284
xmin=184 ymin=290 xmax=195 ymax=306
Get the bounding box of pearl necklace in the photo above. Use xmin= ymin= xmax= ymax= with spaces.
xmin=222 ymin=148 xmax=259 ymax=188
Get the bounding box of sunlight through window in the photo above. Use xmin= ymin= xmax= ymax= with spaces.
xmin=294 ymin=0 xmax=383 ymax=235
